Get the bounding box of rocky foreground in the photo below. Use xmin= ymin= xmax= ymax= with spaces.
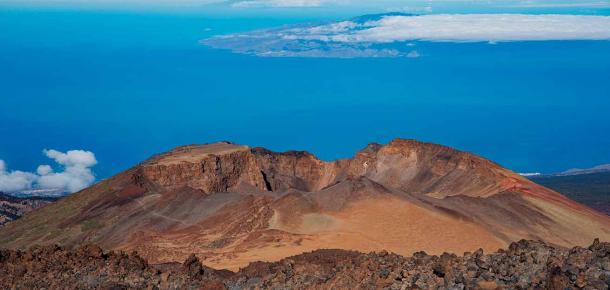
xmin=2 ymin=239 xmax=609 ymax=290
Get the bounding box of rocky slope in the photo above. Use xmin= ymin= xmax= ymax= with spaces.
xmin=0 ymin=193 xmax=56 ymax=227
xmin=2 ymin=239 xmax=609 ymax=289
xmin=1 ymin=139 xmax=609 ymax=270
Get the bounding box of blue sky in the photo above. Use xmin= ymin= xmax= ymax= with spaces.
xmin=2 ymin=0 xmax=610 ymax=14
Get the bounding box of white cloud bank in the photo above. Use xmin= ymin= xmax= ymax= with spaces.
xmin=203 ymin=13 xmax=610 ymax=57
xmin=0 ymin=149 xmax=97 ymax=194
xmin=0 ymin=161 xmax=37 ymax=193
xmin=293 ymin=14 xmax=610 ymax=42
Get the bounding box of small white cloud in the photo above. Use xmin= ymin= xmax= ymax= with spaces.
xmin=43 ymin=149 xmax=97 ymax=168
xmin=519 ymin=172 xmax=542 ymax=176
xmin=0 ymin=149 xmax=98 ymax=194
xmin=36 ymin=165 xmax=53 ymax=175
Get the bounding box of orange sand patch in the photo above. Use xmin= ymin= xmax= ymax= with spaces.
xmin=324 ymin=197 xmax=505 ymax=256
xmin=202 ymin=197 xmax=505 ymax=270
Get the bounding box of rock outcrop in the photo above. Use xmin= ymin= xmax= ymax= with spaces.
xmin=2 ymin=240 xmax=609 ymax=289
xmin=1 ymin=139 xmax=609 ymax=270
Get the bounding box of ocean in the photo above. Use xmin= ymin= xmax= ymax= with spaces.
xmin=1 ymin=7 xmax=610 ymax=178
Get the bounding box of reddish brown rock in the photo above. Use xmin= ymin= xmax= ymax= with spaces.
xmin=2 ymin=240 xmax=610 ymax=289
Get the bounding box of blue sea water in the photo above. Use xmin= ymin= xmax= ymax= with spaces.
xmin=1 ymin=7 xmax=610 ymax=179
